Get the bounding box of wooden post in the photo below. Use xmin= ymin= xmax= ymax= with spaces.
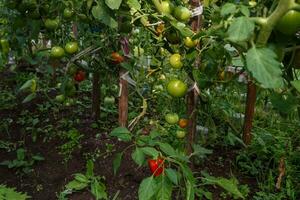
xmin=242 ymin=81 xmax=256 ymax=145
xmin=187 ymin=0 xmax=202 ymax=155
xmin=118 ymin=69 xmax=128 ymax=127
xmin=92 ymin=72 xmax=101 ymax=121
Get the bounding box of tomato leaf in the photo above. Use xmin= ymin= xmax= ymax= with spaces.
xmin=91 ymin=179 xmax=108 ymax=200
xmin=227 ymin=17 xmax=255 ymax=43
xmin=239 ymin=5 xmax=250 ymax=17
xmin=291 ymin=80 xmax=300 ymax=93
xmin=74 ymin=173 xmax=89 ymax=183
xmin=246 ymin=47 xmax=284 ymax=88
xmin=156 ymin=142 xmax=176 ymax=157
xmin=270 ymin=93 xmax=297 ymax=114
xmin=22 ymin=93 xmax=36 ymax=104
xmin=66 ymin=180 xmax=88 ymax=190
xmin=110 ymin=127 xmax=132 ymax=142
xmin=141 ymin=147 xmax=159 ymax=158
xmin=221 ymin=3 xmax=237 ymax=17
xmin=113 ymin=152 xmax=123 ymax=175
xmin=165 ymin=168 xmax=179 ymax=185
xmin=105 ymin=0 xmax=122 ymax=10
xmin=92 ymin=2 xmax=118 ymax=29
xmin=131 ymin=148 xmax=145 ymax=167
xmin=127 ymin=0 xmax=141 ymax=10
xmin=138 ymin=177 xmax=158 ymax=200
xmin=169 ymin=21 xmax=193 ymax=37
xmin=156 ymin=175 xmax=173 ymax=200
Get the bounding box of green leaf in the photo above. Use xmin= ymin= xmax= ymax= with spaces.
xmin=18 ymin=79 xmax=35 ymax=92
xmin=138 ymin=177 xmax=158 ymax=200
xmin=270 ymin=93 xmax=297 ymax=114
xmin=22 ymin=93 xmax=36 ymax=104
xmin=110 ymin=127 xmax=132 ymax=142
xmin=74 ymin=173 xmax=89 ymax=183
xmin=66 ymin=180 xmax=88 ymax=190
xmin=91 ymin=179 xmax=108 ymax=200
xmin=131 ymin=148 xmax=145 ymax=167
xmin=156 ymin=176 xmax=172 ymax=200
xmin=221 ymin=3 xmax=237 ymax=17
xmin=291 ymin=80 xmax=300 ymax=92
xmin=113 ymin=152 xmax=123 ymax=175
xmin=0 ymin=185 xmax=31 ymax=200
xmin=240 ymin=5 xmax=250 ymax=17
xmin=127 ymin=0 xmax=141 ymax=10
xmin=170 ymin=21 xmax=193 ymax=37
xmin=141 ymin=147 xmax=159 ymax=158
xmin=92 ymin=2 xmax=118 ymax=29
xmin=86 ymin=160 xmax=94 ymax=178
xmin=192 ymin=144 xmax=213 ymax=159
xmin=246 ymin=47 xmax=283 ymax=88
xmin=186 ymin=180 xmax=195 ymax=200
xmin=157 ymin=142 xmax=176 ymax=157
xmin=105 ymin=0 xmax=122 ymax=10
xmin=165 ymin=168 xmax=179 ymax=185
xmin=227 ymin=17 xmax=255 ymax=43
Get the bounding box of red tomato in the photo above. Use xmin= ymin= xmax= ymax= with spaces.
xmin=148 ymin=158 xmax=164 ymax=177
xmin=111 ymin=52 xmax=124 ymax=64
xmin=74 ymin=70 xmax=85 ymax=82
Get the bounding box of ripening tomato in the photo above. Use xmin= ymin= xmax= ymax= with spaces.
xmin=178 ymin=118 xmax=188 ymax=128
xmin=148 ymin=158 xmax=164 ymax=177
xmin=276 ymin=10 xmax=300 ymax=35
xmin=165 ymin=113 xmax=179 ymax=124
xmin=174 ymin=6 xmax=191 ymax=22
xmin=167 ymin=79 xmax=188 ymax=97
xmin=169 ymin=53 xmax=183 ymax=69
xmin=63 ymin=8 xmax=74 ymax=19
xmin=111 ymin=52 xmax=125 ymax=64
xmin=50 ymin=46 xmax=65 ymax=58
xmin=65 ymin=42 xmax=79 ymax=54
xmin=74 ymin=70 xmax=85 ymax=82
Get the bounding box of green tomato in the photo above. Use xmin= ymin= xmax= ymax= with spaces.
xmin=176 ymin=130 xmax=186 ymax=139
xmin=174 ymin=6 xmax=191 ymax=22
xmin=167 ymin=79 xmax=188 ymax=97
xmin=45 ymin=19 xmax=59 ymax=30
xmin=65 ymin=42 xmax=79 ymax=54
xmin=64 ymin=98 xmax=75 ymax=106
xmin=276 ymin=10 xmax=300 ymax=35
xmin=165 ymin=31 xmax=180 ymax=44
xmin=55 ymin=94 xmax=65 ymax=103
xmin=64 ymin=81 xmax=76 ymax=97
xmin=51 ymin=46 xmax=65 ymax=58
xmin=184 ymin=37 xmax=198 ymax=48
xmin=160 ymin=1 xmax=173 ymax=14
xmin=169 ymin=53 xmax=183 ymax=69
xmin=165 ymin=113 xmax=179 ymax=124
xmin=63 ymin=8 xmax=74 ymax=19
xmin=0 ymin=39 xmax=10 ymax=54
xmin=104 ymin=96 xmax=115 ymax=105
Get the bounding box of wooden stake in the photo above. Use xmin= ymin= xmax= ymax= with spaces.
xmin=92 ymin=72 xmax=101 ymax=121
xmin=243 ymin=81 xmax=256 ymax=145
xmin=187 ymin=0 xmax=202 ymax=155
xmin=118 ymin=69 xmax=129 ymax=127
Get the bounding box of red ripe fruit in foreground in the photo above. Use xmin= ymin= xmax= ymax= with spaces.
xmin=74 ymin=70 xmax=85 ymax=82
xmin=111 ymin=52 xmax=125 ymax=64
xmin=148 ymin=158 xmax=164 ymax=177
